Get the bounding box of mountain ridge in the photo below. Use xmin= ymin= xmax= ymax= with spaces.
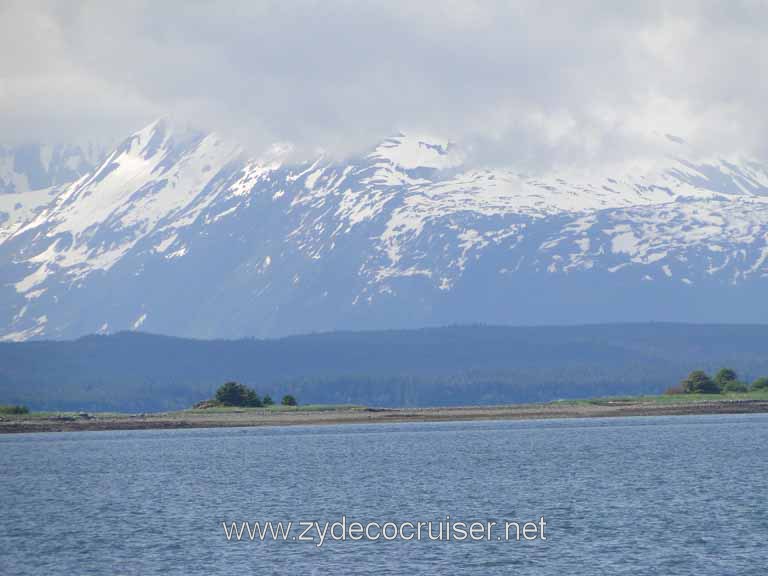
xmin=1 ymin=120 xmax=767 ymax=340
xmin=2 ymin=323 xmax=767 ymax=411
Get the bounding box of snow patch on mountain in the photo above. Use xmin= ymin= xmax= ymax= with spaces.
xmin=8 ymin=121 xmax=249 ymax=293
xmin=1 ymin=120 xmax=767 ymax=340
xmin=370 ymin=134 xmax=464 ymax=170
xmin=0 ymin=186 xmax=61 ymax=243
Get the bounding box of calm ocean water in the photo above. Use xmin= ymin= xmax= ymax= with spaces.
xmin=2 ymin=414 xmax=767 ymax=575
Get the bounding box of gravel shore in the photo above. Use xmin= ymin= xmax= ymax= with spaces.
xmin=3 ymin=398 xmax=768 ymax=434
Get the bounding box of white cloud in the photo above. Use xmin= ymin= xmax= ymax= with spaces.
xmin=1 ymin=0 xmax=767 ymax=168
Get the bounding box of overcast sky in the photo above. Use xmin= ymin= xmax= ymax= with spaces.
xmin=1 ymin=0 xmax=766 ymax=169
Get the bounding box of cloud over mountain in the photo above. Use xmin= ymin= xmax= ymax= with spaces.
xmin=2 ymin=1 xmax=767 ymax=168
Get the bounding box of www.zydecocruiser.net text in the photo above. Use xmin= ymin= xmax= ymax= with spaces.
xmin=222 ymin=516 xmax=547 ymax=547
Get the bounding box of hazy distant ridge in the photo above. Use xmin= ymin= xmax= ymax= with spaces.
xmin=2 ymin=324 xmax=767 ymax=411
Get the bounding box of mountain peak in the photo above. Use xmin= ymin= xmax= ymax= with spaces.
xmin=1 ymin=123 xmax=767 ymax=341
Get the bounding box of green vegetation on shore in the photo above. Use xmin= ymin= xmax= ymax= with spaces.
xmin=0 ymin=404 xmax=29 ymax=415
xmin=2 ymin=391 xmax=768 ymax=434
xmin=4 ymin=371 xmax=768 ymax=424
xmin=558 ymin=389 xmax=768 ymax=406
xmin=666 ymin=368 xmax=767 ymax=395
xmin=194 ymin=382 xmax=299 ymax=409
xmin=184 ymin=403 xmax=364 ymax=414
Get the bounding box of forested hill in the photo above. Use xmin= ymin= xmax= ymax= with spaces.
xmin=2 ymin=323 xmax=768 ymax=411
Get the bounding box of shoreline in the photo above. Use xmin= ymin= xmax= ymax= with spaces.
xmin=3 ymin=398 xmax=768 ymax=434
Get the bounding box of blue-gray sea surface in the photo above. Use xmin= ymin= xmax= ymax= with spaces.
xmin=2 ymin=414 xmax=767 ymax=575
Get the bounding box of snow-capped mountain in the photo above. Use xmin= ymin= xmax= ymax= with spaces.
xmin=0 ymin=142 xmax=102 ymax=244
xmin=1 ymin=120 xmax=767 ymax=340
xmin=0 ymin=142 xmax=100 ymax=195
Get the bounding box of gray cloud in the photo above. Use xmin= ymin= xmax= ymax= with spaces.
xmin=1 ymin=0 xmax=767 ymax=168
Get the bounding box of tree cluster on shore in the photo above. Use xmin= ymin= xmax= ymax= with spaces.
xmin=666 ymin=369 xmax=768 ymax=395
xmin=0 ymin=404 xmax=29 ymax=415
xmin=194 ymin=382 xmax=298 ymax=408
